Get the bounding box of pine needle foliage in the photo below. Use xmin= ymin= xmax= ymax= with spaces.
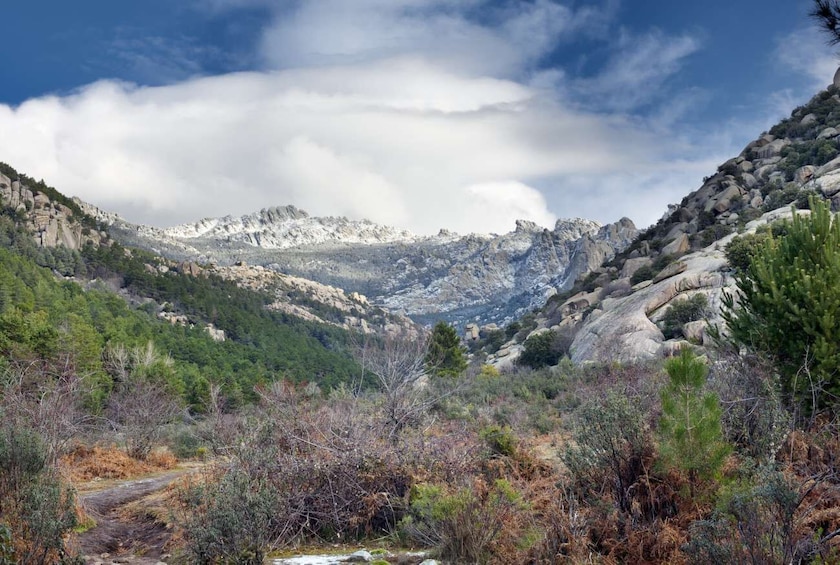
xmin=658 ymin=350 xmax=729 ymax=491
xmin=722 ymin=197 xmax=840 ymax=407
xmin=425 ymin=322 xmax=467 ymax=378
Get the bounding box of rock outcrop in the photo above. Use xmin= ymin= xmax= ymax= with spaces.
xmin=212 ymin=263 xmax=418 ymax=337
xmin=0 ymin=172 xmax=102 ymax=250
xmin=496 ymin=85 xmax=840 ymax=365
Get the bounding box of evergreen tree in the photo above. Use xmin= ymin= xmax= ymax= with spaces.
xmin=658 ymin=349 xmax=729 ymax=493
xmin=812 ymin=0 xmax=840 ymax=44
xmin=722 ymin=197 xmax=840 ymax=407
xmin=425 ymin=321 xmax=467 ymax=378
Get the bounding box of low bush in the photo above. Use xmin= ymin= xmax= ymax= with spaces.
xmin=660 ymin=294 xmax=709 ymax=340
xmin=630 ymin=264 xmax=656 ymax=284
xmin=0 ymin=424 xmax=77 ymax=564
xmin=725 ymin=231 xmax=771 ymax=272
xmin=479 ymin=424 xmax=517 ymax=458
xmin=399 ymin=479 xmax=523 ymax=563
xmin=518 ymin=329 xmax=574 ymax=369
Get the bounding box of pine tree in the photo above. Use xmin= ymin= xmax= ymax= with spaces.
xmin=425 ymin=321 xmax=467 ymax=378
xmin=658 ymin=349 xmax=729 ymax=495
xmin=722 ymin=197 xmax=840 ymax=407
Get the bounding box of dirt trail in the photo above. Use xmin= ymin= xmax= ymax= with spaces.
xmin=77 ymin=467 xmax=194 ymax=565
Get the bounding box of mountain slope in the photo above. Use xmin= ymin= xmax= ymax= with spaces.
xmin=493 ymin=85 xmax=840 ymax=366
xmin=0 ymin=164 xmax=367 ymax=401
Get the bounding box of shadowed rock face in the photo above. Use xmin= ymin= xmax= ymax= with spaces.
xmin=94 ymin=204 xmax=638 ymax=327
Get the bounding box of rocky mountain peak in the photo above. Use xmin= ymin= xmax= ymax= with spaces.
xmin=514 ymin=219 xmax=545 ymax=233
xmin=107 ymin=202 xmax=636 ymax=326
xmin=553 ymin=217 xmax=602 ymax=240
xmin=257 ymin=205 xmax=310 ymax=223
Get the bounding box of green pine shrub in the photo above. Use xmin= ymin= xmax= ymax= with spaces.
xmin=722 ymin=197 xmax=840 ymax=410
xmin=658 ymin=350 xmax=729 ymax=493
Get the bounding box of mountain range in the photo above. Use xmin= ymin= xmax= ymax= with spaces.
xmin=81 ymin=201 xmax=638 ymax=327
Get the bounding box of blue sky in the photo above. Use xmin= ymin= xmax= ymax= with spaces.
xmin=0 ymin=0 xmax=833 ymax=234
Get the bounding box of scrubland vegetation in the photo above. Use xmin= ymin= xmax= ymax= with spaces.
xmin=3 ymin=193 xmax=840 ymax=563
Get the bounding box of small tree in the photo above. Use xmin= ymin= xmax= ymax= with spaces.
xmin=358 ymin=332 xmax=430 ymax=439
xmin=658 ymin=349 xmax=729 ymax=494
xmin=722 ymin=198 xmax=840 ymax=409
xmin=425 ymin=322 xmax=467 ymax=378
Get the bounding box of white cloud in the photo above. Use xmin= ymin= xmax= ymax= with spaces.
xmin=571 ymin=29 xmax=701 ymax=111
xmin=257 ymin=0 xmax=610 ymax=77
xmin=0 ymin=56 xmax=722 ymax=235
xmin=776 ymin=26 xmax=838 ymax=91
xmin=0 ymin=1 xmax=760 ymax=236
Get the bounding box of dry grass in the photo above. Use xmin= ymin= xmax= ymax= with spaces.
xmin=59 ymin=444 xmax=178 ymax=483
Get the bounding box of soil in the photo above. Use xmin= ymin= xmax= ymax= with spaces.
xmin=76 ymin=467 xmax=194 ymax=565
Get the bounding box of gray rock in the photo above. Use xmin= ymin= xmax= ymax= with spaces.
xmin=682 ymin=320 xmax=709 ymax=343
xmin=800 ymin=113 xmax=817 ymax=126
xmin=465 ymin=323 xmax=480 ymax=341
xmin=711 ymin=184 xmax=744 ymax=214
xmin=795 ymin=165 xmax=816 ymax=185
xmin=345 ymin=550 xmax=373 ymax=563
xmin=631 ymin=279 xmax=653 ymax=291
xmin=662 ymin=340 xmax=692 ymax=357
xmin=755 ymin=139 xmax=789 ymax=160
xmin=653 ymin=261 xmax=688 ymax=283
xmin=818 ymin=171 xmax=840 ymax=197
xmin=818 ymin=155 xmax=840 ymax=176
xmin=621 ymin=257 xmax=652 ymax=279
xmin=662 ymin=233 xmax=690 ymax=256
xmin=818 ymin=127 xmax=839 ymax=139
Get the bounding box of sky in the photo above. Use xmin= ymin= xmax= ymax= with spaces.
xmin=0 ymin=0 xmax=834 ymax=235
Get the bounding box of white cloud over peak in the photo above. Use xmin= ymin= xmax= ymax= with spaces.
xmin=0 ymin=0 xmax=768 ymax=236
xmin=775 ymin=27 xmax=838 ymax=92
xmin=0 ymin=53 xmax=707 ymax=235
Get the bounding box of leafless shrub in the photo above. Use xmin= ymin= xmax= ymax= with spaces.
xmin=0 ymin=358 xmax=97 ymax=464
xmin=708 ymin=352 xmax=790 ymax=462
xmin=104 ymin=343 xmax=183 ymax=460
xmin=354 ymin=331 xmax=461 ymax=442
xmin=181 ymin=382 xmax=481 ymax=557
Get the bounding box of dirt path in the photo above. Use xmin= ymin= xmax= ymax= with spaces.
xmin=77 ymin=468 xmax=194 ymax=565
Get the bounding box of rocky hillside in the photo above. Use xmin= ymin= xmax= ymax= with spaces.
xmin=491 ymin=85 xmax=840 ymax=366
xmin=210 ymin=262 xmax=416 ymax=335
xmin=0 ymin=169 xmax=414 ymax=339
xmin=0 ymin=166 xmax=105 ymax=249
xmin=95 ymin=204 xmax=637 ymax=327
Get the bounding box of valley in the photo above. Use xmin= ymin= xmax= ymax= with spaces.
xmin=3 ymin=3 xmax=840 ymax=563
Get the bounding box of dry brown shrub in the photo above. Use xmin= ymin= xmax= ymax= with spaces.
xmin=145 ymin=446 xmax=178 ymax=469
xmin=59 ymin=444 xmax=174 ymax=482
